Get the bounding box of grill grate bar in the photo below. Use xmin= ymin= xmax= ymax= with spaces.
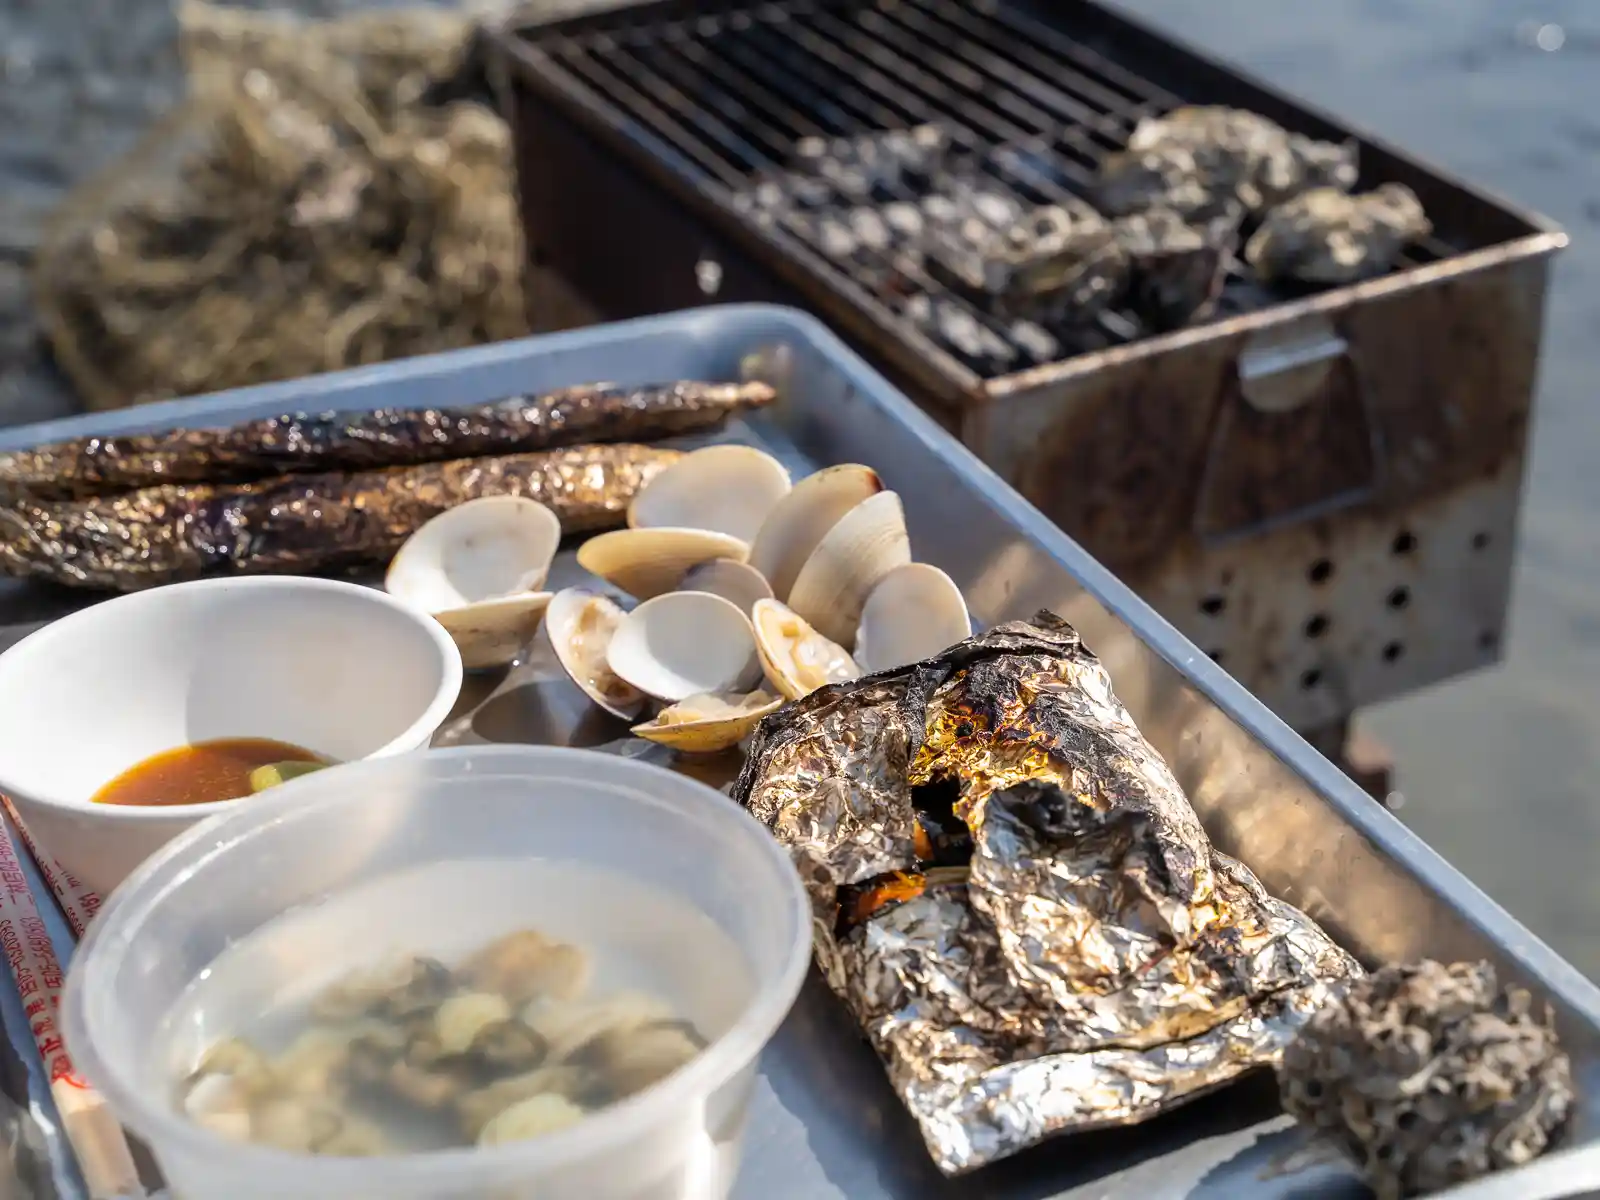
xmin=525 ymin=0 xmax=1461 ymax=377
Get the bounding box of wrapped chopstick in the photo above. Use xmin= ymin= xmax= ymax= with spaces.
xmin=2 ymin=800 xmax=97 ymax=938
xmin=0 ymin=819 xmax=141 ymax=1198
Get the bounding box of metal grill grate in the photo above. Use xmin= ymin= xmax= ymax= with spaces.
xmin=520 ymin=0 xmax=1455 ymax=377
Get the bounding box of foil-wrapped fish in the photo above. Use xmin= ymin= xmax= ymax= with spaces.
xmin=732 ymin=612 xmax=1361 ymax=1174
xmin=0 ymin=443 xmax=679 ymax=591
xmin=0 ymin=381 xmax=773 ymax=501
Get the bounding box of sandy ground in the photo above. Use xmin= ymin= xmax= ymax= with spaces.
xmin=0 ymin=0 xmax=1597 ymax=974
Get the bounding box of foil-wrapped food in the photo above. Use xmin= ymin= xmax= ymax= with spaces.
xmin=0 ymin=443 xmax=679 ymax=591
xmin=731 ymin=612 xmax=1362 ymax=1173
xmin=0 ymin=381 xmax=774 ymax=501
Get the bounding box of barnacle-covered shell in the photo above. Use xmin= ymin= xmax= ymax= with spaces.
xmin=678 ymin=559 xmax=774 ymax=613
xmin=627 ymin=445 xmax=791 ymax=542
xmin=478 ymin=1094 xmax=587 ymax=1147
xmin=577 ymin=527 xmax=749 ymax=601
xmin=752 ymin=599 xmax=860 ymax=700
xmin=545 ymin=588 xmax=647 ymax=721
xmin=1278 ymin=959 xmax=1574 ymax=1200
xmin=630 ymin=689 xmax=783 ymax=753
xmin=586 ymin=1021 xmax=705 ymax=1097
xmin=853 ymin=563 xmax=971 ymax=674
xmin=457 ymin=1065 xmax=590 ymax=1139
xmin=1245 ymin=184 xmax=1431 ymax=285
xmin=748 ymin=464 xmax=883 ymax=603
xmin=606 ymin=591 xmax=762 ymax=703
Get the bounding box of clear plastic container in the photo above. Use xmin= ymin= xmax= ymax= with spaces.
xmin=63 ymin=746 xmax=812 ymax=1200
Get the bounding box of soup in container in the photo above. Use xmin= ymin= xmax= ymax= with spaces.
xmin=63 ymin=746 xmax=812 ymax=1200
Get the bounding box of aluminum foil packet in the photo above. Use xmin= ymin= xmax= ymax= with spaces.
xmin=731 ymin=611 xmax=1361 ymax=1174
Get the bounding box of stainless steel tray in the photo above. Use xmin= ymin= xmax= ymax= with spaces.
xmin=1 ymin=305 xmax=1596 ymax=1200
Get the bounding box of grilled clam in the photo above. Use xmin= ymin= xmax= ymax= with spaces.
xmin=385 ymin=496 xmax=561 ymax=670
xmin=575 ymin=528 xmax=749 ymax=602
xmin=677 ymin=559 xmax=774 ymax=613
xmin=752 ymin=599 xmax=860 ymax=701
xmin=748 ymin=463 xmax=883 ymax=603
xmin=544 ymin=588 xmax=647 ymax=721
xmin=786 ymin=489 xmax=911 ymax=648
xmin=629 ymin=689 xmax=784 ymax=754
xmin=852 ymin=563 xmax=971 ymax=674
xmin=626 ymin=445 xmax=791 ymax=542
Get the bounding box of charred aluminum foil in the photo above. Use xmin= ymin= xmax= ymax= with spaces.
xmin=0 ymin=443 xmax=678 ymax=591
xmin=1245 ymin=184 xmax=1432 ymax=285
xmin=0 ymin=381 xmax=774 ymax=501
xmin=731 ymin=611 xmax=1362 ymax=1174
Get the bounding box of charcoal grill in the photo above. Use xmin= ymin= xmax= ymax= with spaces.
xmin=488 ymin=0 xmax=1564 ymax=743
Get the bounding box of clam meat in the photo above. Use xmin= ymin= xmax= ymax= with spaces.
xmin=179 ymin=927 xmax=711 ymax=1158
xmin=753 ymin=599 xmax=861 ymax=700
xmin=544 ymin=588 xmax=647 ymax=721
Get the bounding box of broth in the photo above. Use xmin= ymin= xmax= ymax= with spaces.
xmin=92 ymin=738 xmax=327 ymax=807
xmin=163 ymin=858 xmax=752 ymax=1158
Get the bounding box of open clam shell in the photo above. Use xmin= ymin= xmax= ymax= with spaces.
xmin=748 ymin=463 xmax=884 ymax=603
xmin=854 ymin=563 xmax=972 ymax=674
xmin=576 ymin=527 xmax=749 ymax=601
xmin=752 ymin=598 xmax=861 ymax=701
xmin=631 ymin=689 xmax=784 ymax=753
xmin=678 ymin=559 xmax=774 ymax=613
xmin=544 ymin=588 xmax=647 ymax=721
xmin=385 ymin=496 xmax=561 ymax=670
xmin=627 ymin=445 xmax=791 ymax=543
xmin=606 ymin=591 xmax=763 ymax=703
xmin=786 ymin=490 xmax=912 ymax=648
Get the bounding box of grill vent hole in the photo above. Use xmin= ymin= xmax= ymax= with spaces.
xmin=1300 ymin=668 xmax=1323 ymax=690
xmin=1382 ymin=641 xmax=1405 ymax=664
xmin=1199 ymin=595 xmax=1226 ymax=616
xmin=1471 ymin=531 xmax=1491 ymax=551
xmin=1304 ymin=614 xmax=1330 ymax=639
xmin=1387 ymin=586 xmax=1410 ymax=610
xmin=1308 ymin=559 xmax=1334 ymax=585
xmin=1392 ymin=530 xmax=1417 ymax=555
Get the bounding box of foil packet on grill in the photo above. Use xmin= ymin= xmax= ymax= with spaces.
xmin=731 ymin=611 xmax=1361 ymax=1174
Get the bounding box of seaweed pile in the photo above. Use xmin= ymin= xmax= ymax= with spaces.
xmin=31 ymin=1 xmax=526 ymax=411
xmin=735 ymin=107 xmax=1432 ymax=376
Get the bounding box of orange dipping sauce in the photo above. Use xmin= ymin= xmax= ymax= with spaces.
xmin=92 ymin=738 xmax=326 ymax=808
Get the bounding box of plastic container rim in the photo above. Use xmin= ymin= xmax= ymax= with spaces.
xmin=63 ymin=744 xmax=814 ymax=1186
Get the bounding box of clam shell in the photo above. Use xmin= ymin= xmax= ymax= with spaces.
xmin=854 ymin=563 xmax=972 ymax=673
xmin=385 ymin=496 xmax=562 ymax=670
xmin=678 ymin=559 xmax=774 ymax=613
xmin=748 ymin=464 xmax=883 ymax=603
xmin=630 ymin=689 xmax=784 ymax=753
xmin=606 ymin=591 xmax=763 ymax=703
xmin=627 ymin=445 xmax=791 ymax=542
xmin=752 ymin=598 xmax=860 ymax=700
xmin=786 ymin=490 xmax=911 ymax=648
xmin=577 ymin=527 xmax=749 ymax=601
xmin=544 ymin=588 xmax=647 ymax=721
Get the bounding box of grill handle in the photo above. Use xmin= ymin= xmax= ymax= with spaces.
xmin=1192 ymin=315 xmax=1385 ymax=545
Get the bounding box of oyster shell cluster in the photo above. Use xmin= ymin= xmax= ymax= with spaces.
xmin=179 ymin=929 xmax=705 ymax=1156
xmin=1278 ymin=959 xmax=1575 ymax=1199
xmin=733 ymin=108 xmax=1432 ymax=375
xmin=523 ymin=449 xmax=971 ymax=754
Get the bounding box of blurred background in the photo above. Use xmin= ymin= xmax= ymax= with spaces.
xmin=1 ymin=0 xmax=1596 ymax=973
